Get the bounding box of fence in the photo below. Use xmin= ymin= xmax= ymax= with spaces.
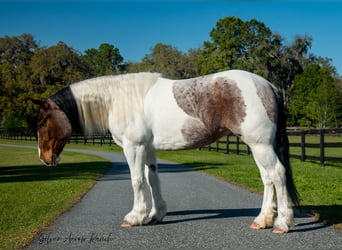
xmin=0 ymin=132 xmax=116 ymax=146
xmin=199 ymin=128 xmax=342 ymax=166
xmin=68 ymin=134 xmax=115 ymax=146
xmin=0 ymin=133 xmax=37 ymax=142
xmin=286 ymin=128 xmax=342 ymax=166
xmin=1 ymin=129 xmax=342 ymax=166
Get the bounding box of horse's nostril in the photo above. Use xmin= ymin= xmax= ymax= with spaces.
xmin=40 ymin=157 xmax=55 ymax=167
xmin=40 ymin=159 xmax=50 ymax=166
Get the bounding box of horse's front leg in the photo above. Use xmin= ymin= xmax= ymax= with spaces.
xmin=144 ymin=149 xmax=167 ymax=224
xmin=121 ymin=141 xmax=148 ymax=227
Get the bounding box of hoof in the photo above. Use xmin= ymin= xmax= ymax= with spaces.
xmin=145 ymin=217 xmax=160 ymax=225
xmin=120 ymin=220 xmax=134 ymax=228
xmin=250 ymin=221 xmax=264 ymax=230
xmin=272 ymin=227 xmax=288 ymax=234
xmin=143 ymin=215 xmax=162 ymax=226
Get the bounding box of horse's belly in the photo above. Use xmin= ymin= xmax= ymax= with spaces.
xmin=146 ymin=102 xmax=189 ymax=150
xmin=152 ymin=131 xmax=188 ymax=150
xmin=152 ymin=119 xmax=230 ymax=151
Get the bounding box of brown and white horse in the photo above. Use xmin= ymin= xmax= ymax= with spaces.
xmin=32 ymin=70 xmax=299 ymax=233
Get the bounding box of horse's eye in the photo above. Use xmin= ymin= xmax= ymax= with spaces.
xmin=39 ymin=121 xmax=46 ymax=129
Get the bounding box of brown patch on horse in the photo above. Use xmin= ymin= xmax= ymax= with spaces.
xmin=173 ymin=76 xmax=246 ymax=148
xmin=253 ymin=75 xmax=277 ymax=123
xmin=37 ymin=99 xmax=72 ymax=166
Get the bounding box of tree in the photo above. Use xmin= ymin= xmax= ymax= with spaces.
xmin=198 ymin=17 xmax=315 ymax=104
xmin=0 ymin=34 xmax=38 ymax=130
xmin=28 ymin=42 xmax=91 ymax=129
xmin=272 ymin=35 xmax=314 ymax=104
xmin=127 ymin=43 xmax=187 ymax=79
xmin=83 ymin=43 xmax=123 ymax=76
xmin=30 ymin=41 xmax=90 ymax=97
xmin=0 ymin=34 xmax=91 ymax=132
xmin=127 ymin=44 xmax=202 ymax=79
xmin=128 ymin=43 xmax=198 ymax=79
xmin=198 ymin=16 xmax=273 ymax=75
xmin=288 ymin=63 xmax=342 ymax=127
xmin=181 ymin=48 xmax=202 ymax=78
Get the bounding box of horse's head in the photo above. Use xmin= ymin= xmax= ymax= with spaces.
xmin=32 ymin=98 xmax=72 ymax=166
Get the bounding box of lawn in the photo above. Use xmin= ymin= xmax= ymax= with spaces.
xmin=0 ymin=145 xmax=111 ymax=250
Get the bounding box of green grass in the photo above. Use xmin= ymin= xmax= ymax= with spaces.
xmin=0 ymin=146 xmax=111 ymax=250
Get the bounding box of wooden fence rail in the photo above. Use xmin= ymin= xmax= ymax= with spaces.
xmin=286 ymin=129 xmax=342 ymax=166
xmin=200 ymin=128 xmax=342 ymax=166
xmin=0 ymin=132 xmax=115 ymax=145
xmin=1 ymin=128 xmax=341 ymax=166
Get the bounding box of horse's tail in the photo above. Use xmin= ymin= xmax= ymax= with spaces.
xmin=273 ymin=89 xmax=300 ymax=207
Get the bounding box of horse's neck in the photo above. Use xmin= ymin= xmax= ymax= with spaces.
xmin=50 ymin=87 xmax=83 ymax=134
xmin=69 ymin=73 xmax=160 ymax=135
xmin=70 ymin=81 xmax=111 ymax=135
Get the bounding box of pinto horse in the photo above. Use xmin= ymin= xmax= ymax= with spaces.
xmin=32 ymin=70 xmax=299 ymax=233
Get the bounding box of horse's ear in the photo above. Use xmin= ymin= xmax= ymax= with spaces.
xmin=28 ymin=98 xmax=44 ymax=106
xmin=28 ymin=98 xmax=51 ymax=110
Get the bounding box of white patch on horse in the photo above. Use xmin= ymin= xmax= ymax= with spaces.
xmin=144 ymin=77 xmax=190 ymax=150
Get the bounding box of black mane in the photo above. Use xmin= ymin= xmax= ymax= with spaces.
xmin=50 ymin=87 xmax=83 ymax=134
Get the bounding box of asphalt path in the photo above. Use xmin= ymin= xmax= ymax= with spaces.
xmin=1 ymin=144 xmax=341 ymax=249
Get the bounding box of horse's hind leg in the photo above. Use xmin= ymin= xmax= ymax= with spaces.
xmin=250 ymin=151 xmax=276 ymax=230
xmin=250 ymin=143 xmax=294 ymax=233
xmin=144 ymin=148 xmax=167 ymax=224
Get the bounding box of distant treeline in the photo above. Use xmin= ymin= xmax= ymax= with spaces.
xmin=1 ymin=16 xmax=341 ymax=133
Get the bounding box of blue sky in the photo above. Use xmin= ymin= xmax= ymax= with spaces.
xmin=1 ymin=1 xmax=342 ymax=75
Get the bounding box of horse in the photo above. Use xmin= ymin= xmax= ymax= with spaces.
xmin=31 ymin=70 xmax=299 ymax=234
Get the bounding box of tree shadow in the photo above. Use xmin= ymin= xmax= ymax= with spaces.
xmin=0 ymin=161 xmax=223 ymax=183
xmin=158 ymin=162 xmax=224 ymax=173
xmin=164 ymin=208 xmax=259 ymax=224
xmin=0 ymin=161 xmax=111 ymax=183
xmin=100 ymin=162 xmax=130 ymax=181
xmin=159 ymin=207 xmax=335 ymax=232
xmin=297 ymin=205 xmax=342 ymax=229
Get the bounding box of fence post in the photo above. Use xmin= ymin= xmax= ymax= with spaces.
xmin=225 ymin=134 xmax=229 ymax=154
xmin=301 ymin=130 xmax=306 ymax=161
xmin=320 ymin=129 xmax=325 ymax=167
xmin=247 ymin=146 xmax=251 ymax=155
xmin=236 ymin=136 xmax=240 ymax=155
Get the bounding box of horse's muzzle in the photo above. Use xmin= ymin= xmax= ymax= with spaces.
xmin=40 ymin=155 xmax=60 ymax=167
